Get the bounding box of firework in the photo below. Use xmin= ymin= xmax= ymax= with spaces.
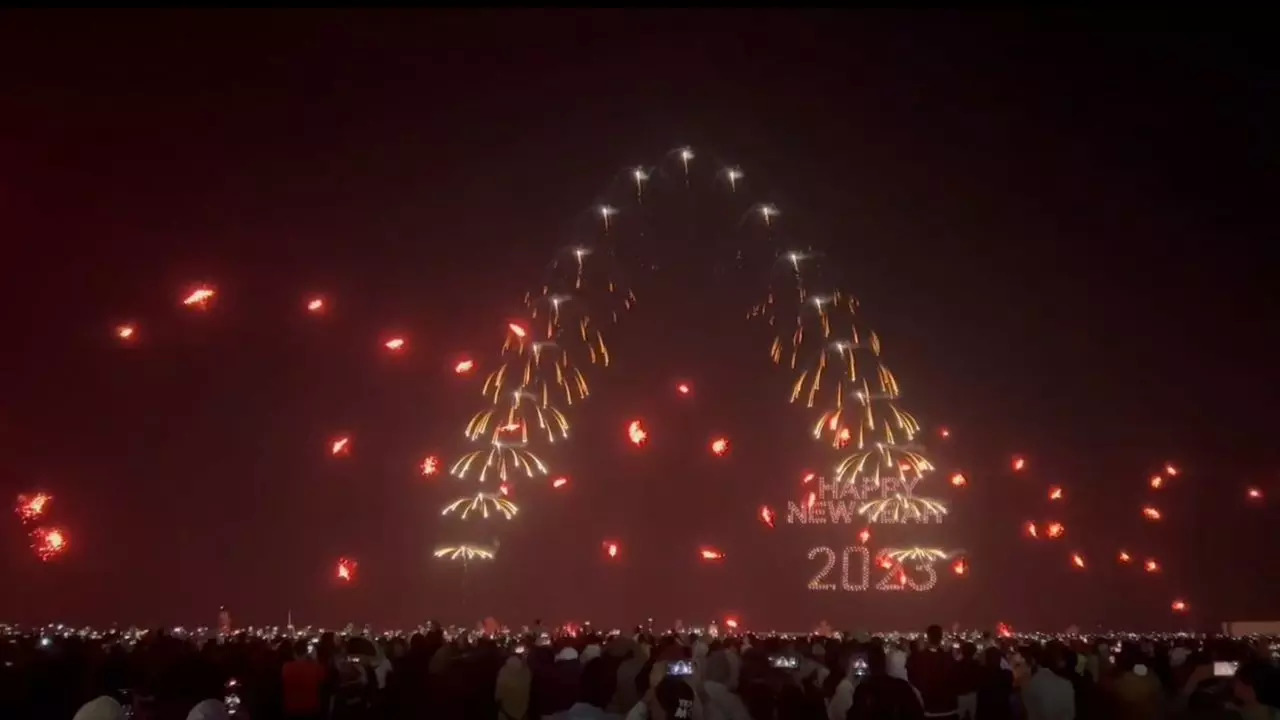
xmin=433 ymin=544 xmax=496 ymax=562
xmin=114 ymin=324 xmax=136 ymax=341
xmin=950 ymin=473 xmax=967 ymax=487
xmin=384 ymin=337 xmax=405 ymax=352
xmin=858 ymin=494 xmax=947 ymax=524
xmin=466 ymin=390 xmax=570 ymax=445
xmin=1141 ymin=506 xmax=1162 ymax=521
xmin=603 ymin=540 xmax=620 ymax=559
xmin=182 ymin=285 xmax=215 ymax=309
xmin=448 ymin=437 xmax=547 ymax=484
xmin=627 ymin=419 xmax=648 ymax=446
xmin=336 ymin=557 xmax=357 ymax=583
xmin=454 ymin=359 xmax=475 ymax=374
xmin=330 ymin=436 xmax=351 ymax=457
xmin=1171 ymin=599 xmax=1189 ymax=613
xmin=1144 ymin=558 xmax=1161 ymax=573
xmin=725 ymin=167 xmax=744 ymax=192
xmin=678 ymin=146 xmax=693 ymax=176
xmin=1247 ymin=487 xmax=1264 ymax=500
xmin=420 ymin=456 xmax=440 ymax=477
xmin=1046 ymin=522 xmax=1065 ymax=539
xmin=305 ymin=297 xmax=325 ymax=313
xmin=952 ymin=557 xmax=969 ymax=576
xmin=1118 ymin=550 xmax=1132 ymax=563
xmin=15 ymin=492 xmax=52 ymax=523
xmin=440 ymin=492 xmax=519 ymax=520
xmin=1149 ymin=475 xmax=1164 ymax=489
xmin=632 ymin=167 xmax=648 ymax=200
xmin=31 ymin=527 xmax=68 ymax=561
xmin=1048 ymin=486 xmax=1064 ymax=501
xmin=759 ymin=506 xmax=776 ymax=528
xmin=676 ymin=382 xmax=692 ymax=396
xmin=598 ymin=204 xmax=617 ymax=231
xmin=552 ymin=477 xmax=568 ymax=489
xmin=710 ymin=437 xmax=729 ymax=456
xmin=857 ymin=527 xmax=871 ymax=544
xmin=1070 ymin=552 xmax=1086 ymax=569
xmin=1012 ymin=456 xmax=1027 ymax=472
xmin=699 ymin=547 xmax=725 ymax=561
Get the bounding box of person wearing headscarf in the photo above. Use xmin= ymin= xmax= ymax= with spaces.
xmin=611 ymin=640 xmax=648 ymax=713
xmin=72 ymin=696 xmax=126 ymax=720
xmin=702 ymin=650 xmax=750 ymax=720
xmin=848 ymin=644 xmax=924 ymax=720
xmin=186 ymin=698 xmax=231 ymax=720
xmin=496 ymin=654 xmax=532 ymax=720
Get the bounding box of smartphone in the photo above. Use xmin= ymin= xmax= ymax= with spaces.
xmin=668 ymin=660 xmax=694 ymax=676
xmin=224 ymin=678 xmax=241 ymax=716
xmin=1214 ymin=661 xmax=1239 ymax=677
xmin=851 ymin=653 xmax=869 ymax=678
xmin=769 ymin=655 xmax=799 ymax=669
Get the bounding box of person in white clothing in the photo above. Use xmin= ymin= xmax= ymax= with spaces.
xmin=1021 ymin=646 xmax=1075 ymax=720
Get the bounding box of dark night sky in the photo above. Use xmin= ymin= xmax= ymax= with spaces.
xmin=1 ymin=10 xmax=1276 ymax=631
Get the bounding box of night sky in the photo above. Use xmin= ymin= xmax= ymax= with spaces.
xmin=1 ymin=11 xmax=1276 ymax=632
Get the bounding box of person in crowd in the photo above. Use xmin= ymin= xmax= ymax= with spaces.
xmin=1105 ymin=643 xmax=1162 ymax=720
xmin=848 ymin=643 xmax=925 ymax=719
xmin=975 ymin=645 xmax=1013 ymax=720
xmin=550 ymin=656 xmax=621 ymax=719
xmin=906 ymin=624 xmax=958 ymax=718
xmin=825 ymin=645 xmax=862 ymax=720
xmin=72 ymin=695 xmax=127 ymax=720
xmin=1020 ymin=644 xmax=1074 ymax=720
xmin=281 ymin=639 xmax=326 ymax=720
xmin=954 ymin=641 xmax=982 ymax=720
xmin=1234 ymin=660 xmax=1280 ymax=720
xmin=495 ymin=648 xmax=532 ymax=720
xmin=702 ymin=649 xmax=750 ymax=720
xmin=610 ymin=638 xmax=649 ymax=713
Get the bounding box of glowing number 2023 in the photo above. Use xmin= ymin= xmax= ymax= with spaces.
xmin=807 ymin=546 xmax=871 ymax=591
xmin=808 ymin=546 xmax=935 ymax=592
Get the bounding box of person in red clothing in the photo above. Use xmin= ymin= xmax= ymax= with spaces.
xmin=281 ymin=640 xmax=328 ymax=720
xmin=906 ymin=624 xmax=960 ymax=719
